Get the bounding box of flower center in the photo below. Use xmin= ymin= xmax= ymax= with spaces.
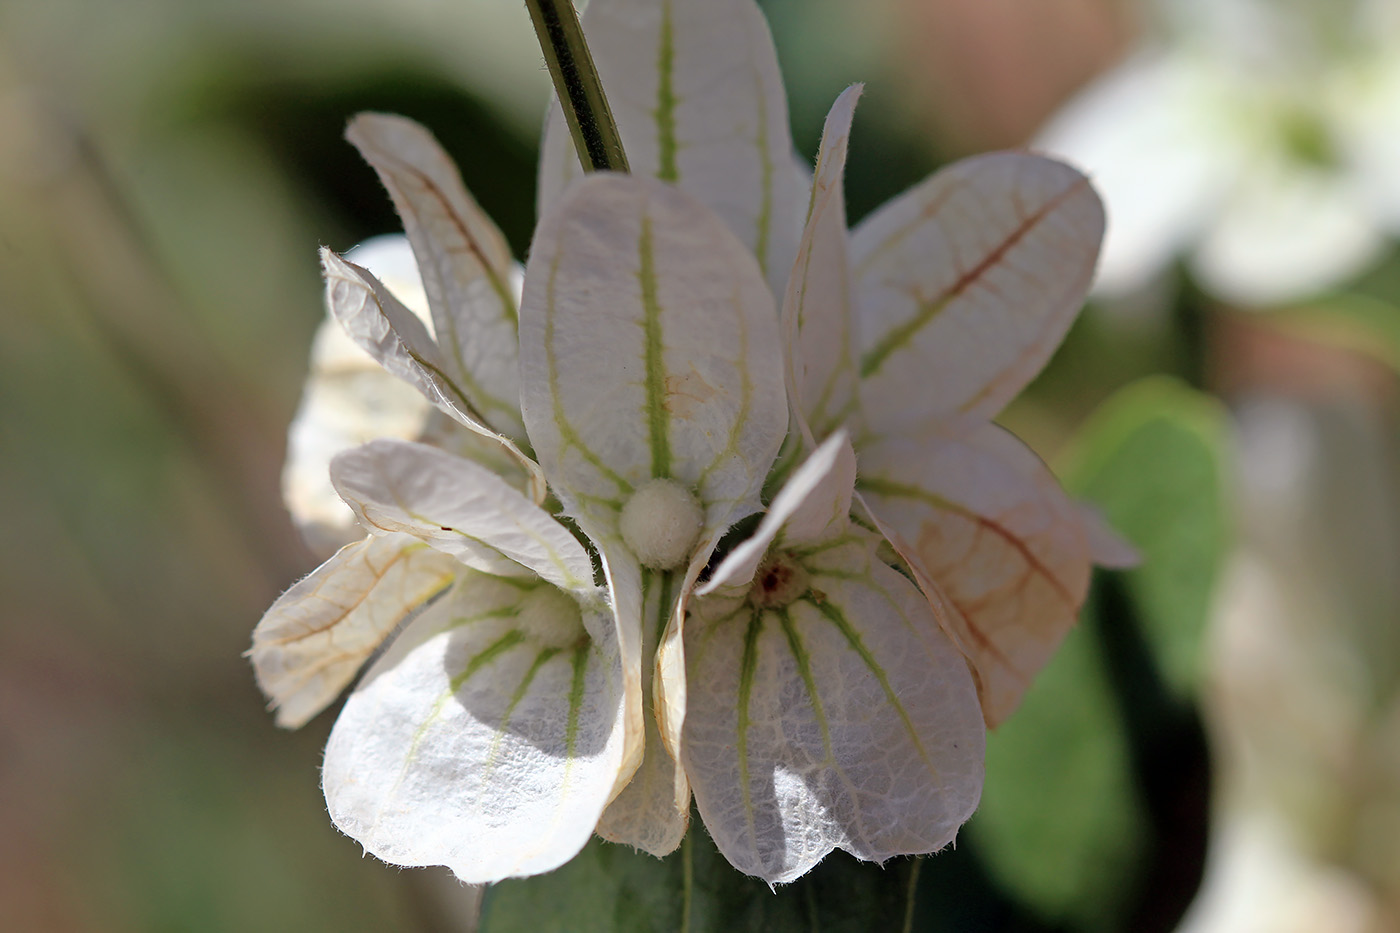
xmin=749 ymin=551 xmax=810 ymax=609
xmin=619 ymin=478 xmax=704 ymax=570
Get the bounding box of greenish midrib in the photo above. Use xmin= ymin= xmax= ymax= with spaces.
xmin=654 ymin=571 xmax=677 ymax=644
xmin=736 ymin=608 xmax=765 ymax=844
xmin=564 ymin=642 xmax=591 ymax=757
xmin=505 ymin=648 xmax=560 ymax=725
xmin=482 ymin=647 xmax=561 ymax=774
xmin=854 ymin=478 xmax=967 ymax=537
xmin=779 ymin=610 xmax=833 ymax=764
xmin=859 ymin=291 xmax=952 ymax=379
xmin=807 ymin=597 xmax=934 ymax=771
xmin=791 ymin=533 xmax=861 ymax=559
xmin=396 ymin=626 xmax=527 ymax=780
xmin=404 ymin=344 xmax=502 ymax=431
xmin=638 ymin=215 xmax=673 ymax=478
xmin=442 ymin=605 xmax=523 ymax=631
xmin=654 ymin=3 xmax=678 ymax=182
xmin=450 ymin=629 xmax=528 ymax=692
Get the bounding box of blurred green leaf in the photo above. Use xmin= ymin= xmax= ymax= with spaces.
xmin=480 ymin=824 xmax=918 ymax=932
xmin=1060 ymin=376 xmax=1231 ymax=694
xmin=970 ymin=621 xmax=1146 ymax=932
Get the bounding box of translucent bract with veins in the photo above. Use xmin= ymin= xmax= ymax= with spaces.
xmin=249 ymin=0 xmax=1114 ymax=887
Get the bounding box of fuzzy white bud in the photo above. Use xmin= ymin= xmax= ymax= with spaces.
xmin=619 ymin=478 xmax=704 ymax=570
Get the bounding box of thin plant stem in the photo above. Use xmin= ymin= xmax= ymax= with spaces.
xmin=523 ymin=0 xmax=630 ymax=173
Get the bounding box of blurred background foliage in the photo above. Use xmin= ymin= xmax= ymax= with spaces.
xmin=2 ymin=0 xmax=1399 ymax=930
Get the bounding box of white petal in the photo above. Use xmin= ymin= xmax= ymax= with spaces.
xmin=536 ymin=0 xmax=803 ymax=296
xmin=851 ymin=153 xmax=1103 ymax=434
xmin=344 ymin=233 xmax=432 ymax=318
xmin=282 ymin=314 xmax=434 ymax=556
xmin=330 ymin=439 xmax=595 ymax=592
xmin=346 ymin=113 xmax=526 ymax=443
xmin=782 ymin=86 xmax=862 ymax=440
xmin=323 ymin=572 xmax=627 ymax=883
xmin=1035 ymin=52 xmax=1239 ymax=297
xmin=250 ymin=534 xmax=458 ymax=728
xmin=684 ymin=541 xmax=985 ymax=883
xmin=593 ymin=545 xmax=648 ymax=802
xmin=321 ymin=249 xmax=545 ymax=500
xmin=858 ymin=423 xmax=1092 ymax=726
xmin=519 ymin=173 xmax=786 ymax=560
xmin=595 ymin=568 xmax=692 ymax=857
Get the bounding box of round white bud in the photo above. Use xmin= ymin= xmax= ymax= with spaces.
xmin=619 ymin=478 xmax=704 ymax=570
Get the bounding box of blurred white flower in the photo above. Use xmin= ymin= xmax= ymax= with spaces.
xmin=1038 ymin=0 xmax=1400 ymax=305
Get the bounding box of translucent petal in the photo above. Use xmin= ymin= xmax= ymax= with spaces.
xmin=519 ymin=173 xmax=786 ymax=561
xmin=684 ymin=540 xmax=985 ymax=883
xmin=249 ymin=533 xmax=458 ymax=728
xmin=346 ymin=113 xmax=526 ymax=443
xmin=323 ymin=572 xmax=627 ymax=883
xmin=858 ymin=423 xmax=1092 ymax=726
xmin=851 ymin=153 xmax=1103 ymax=434
xmin=282 ymin=317 xmax=434 ymax=557
xmin=782 ymin=86 xmax=862 ymax=440
xmin=283 ymin=236 xmax=435 ymax=555
xmin=536 ymin=0 xmax=802 ymax=297
xmin=595 ymin=568 xmax=691 ymax=857
xmin=321 ymin=248 xmax=545 ymax=500
xmin=330 ymin=439 xmax=595 ymax=592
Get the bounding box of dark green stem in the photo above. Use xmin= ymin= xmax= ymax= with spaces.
xmin=524 ymin=0 xmax=630 ymax=173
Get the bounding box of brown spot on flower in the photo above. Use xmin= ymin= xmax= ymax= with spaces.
xmin=664 ymin=364 xmax=719 ymax=419
xmin=749 ymin=551 xmax=811 ymax=609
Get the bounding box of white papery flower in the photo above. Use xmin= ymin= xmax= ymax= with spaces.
xmin=251 ymin=0 xmax=1111 ymax=887
xmin=1037 ymin=0 xmax=1400 ymax=306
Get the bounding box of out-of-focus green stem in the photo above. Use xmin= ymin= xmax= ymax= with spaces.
xmin=524 ymin=0 xmax=630 ymax=173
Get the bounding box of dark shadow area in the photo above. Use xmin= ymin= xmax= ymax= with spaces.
xmin=1090 ymin=570 xmax=1212 ymax=933
xmin=179 ymin=57 xmax=541 ymax=255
